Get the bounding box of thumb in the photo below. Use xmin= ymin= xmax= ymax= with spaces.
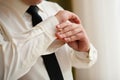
xmin=65 ymin=10 xmax=81 ymax=24
xmin=55 ymin=10 xmax=81 ymax=24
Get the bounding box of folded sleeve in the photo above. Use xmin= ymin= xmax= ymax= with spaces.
xmin=70 ymin=43 xmax=97 ymax=69
xmin=0 ymin=16 xmax=64 ymax=80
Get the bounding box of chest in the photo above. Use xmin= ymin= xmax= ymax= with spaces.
xmin=19 ymin=48 xmax=72 ymax=80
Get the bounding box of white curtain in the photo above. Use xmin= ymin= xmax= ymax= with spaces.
xmin=72 ymin=0 xmax=120 ymax=80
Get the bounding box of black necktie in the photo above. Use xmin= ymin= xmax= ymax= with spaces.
xmin=26 ymin=5 xmax=64 ymax=80
xmin=26 ymin=5 xmax=42 ymax=26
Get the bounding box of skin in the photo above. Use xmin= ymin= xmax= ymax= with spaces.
xmin=22 ymin=0 xmax=90 ymax=52
xmin=56 ymin=21 xmax=90 ymax=52
xmin=55 ymin=10 xmax=90 ymax=52
xmin=21 ymin=0 xmax=43 ymax=5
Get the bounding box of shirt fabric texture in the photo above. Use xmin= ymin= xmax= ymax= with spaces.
xmin=0 ymin=0 xmax=97 ymax=80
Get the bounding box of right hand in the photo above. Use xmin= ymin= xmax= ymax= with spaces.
xmin=55 ymin=21 xmax=90 ymax=52
xmin=55 ymin=10 xmax=80 ymax=24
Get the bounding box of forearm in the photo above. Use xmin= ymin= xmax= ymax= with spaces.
xmin=0 ymin=16 xmax=62 ymax=79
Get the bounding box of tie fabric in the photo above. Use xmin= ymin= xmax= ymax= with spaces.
xmin=26 ymin=5 xmax=64 ymax=80
xmin=26 ymin=5 xmax=42 ymax=26
xmin=42 ymin=53 xmax=64 ymax=80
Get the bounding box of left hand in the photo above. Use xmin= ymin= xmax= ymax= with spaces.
xmin=55 ymin=21 xmax=90 ymax=52
xmin=55 ymin=10 xmax=80 ymax=24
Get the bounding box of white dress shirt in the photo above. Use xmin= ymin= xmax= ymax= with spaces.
xmin=0 ymin=0 xmax=97 ymax=80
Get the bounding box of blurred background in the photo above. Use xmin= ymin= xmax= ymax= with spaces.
xmin=47 ymin=0 xmax=72 ymax=11
xmin=48 ymin=0 xmax=120 ymax=80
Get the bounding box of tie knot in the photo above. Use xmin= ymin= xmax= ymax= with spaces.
xmin=26 ymin=5 xmax=42 ymax=26
xmin=26 ymin=5 xmax=39 ymax=15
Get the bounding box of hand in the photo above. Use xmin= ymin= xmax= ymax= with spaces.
xmin=55 ymin=10 xmax=80 ymax=24
xmin=56 ymin=21 xmax=90 ymax=52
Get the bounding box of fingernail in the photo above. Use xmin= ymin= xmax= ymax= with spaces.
xmin=58 ymin=29 xmax=62 ymax=31
xmin=59 ymin=34 xmax=63 ymax=38
xmin=56 ymin=25 xmax=60 ymax=28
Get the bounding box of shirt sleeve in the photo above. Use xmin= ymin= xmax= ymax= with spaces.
xmin=48 ymin=2 xmax=98 ymax=69
xmin=70 ymin=43 xmax=97 ymax=69
xmin=0 ymin=16 xmax=64 ymax=80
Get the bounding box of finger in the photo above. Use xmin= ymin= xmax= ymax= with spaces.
xmin=55 ymin=10 xmax=81 ymax=24
xmin=56 ymin=21 xmax=71 ymax=29
xmin=61 ymin=24 xmax=75 ymax=33
xmin=66 ymin=10 xmax=81 ymax=24
xmin=56 ymin=22 xmax=69 ymax=38
xmin=55 ymin=31 xmax=66 ymax=40
xmin=61 ymin=23 xmax=81 ymax=34
xmin=61 ymin=27 xmax=82 ymax=38
xmin=64 ymin=32 xmax=83 ymax=42
xmin=56 ymin=27 xmax=62 ymax=32
xmin=69 ymin=14 xmax=81 ymax=24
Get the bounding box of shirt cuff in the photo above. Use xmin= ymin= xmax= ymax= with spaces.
xmin=34 ymin=16 xmax=65 ymax=53
xmin=88 ymin=43 xmax=97 ymax=61
xmin=38 ymin=16 xmax=59 ymax=40
xmin=74 ymin=43 xmax=97 ymax=67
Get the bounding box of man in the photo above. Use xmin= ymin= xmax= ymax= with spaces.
xmin=0 ymin=0 xmax=97 ymax=80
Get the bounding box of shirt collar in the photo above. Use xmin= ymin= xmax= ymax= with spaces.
xmin=1 ymin=0 xmax=29 ymax=16
xmin=37 ymin=1 xmax=45 ymax=12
